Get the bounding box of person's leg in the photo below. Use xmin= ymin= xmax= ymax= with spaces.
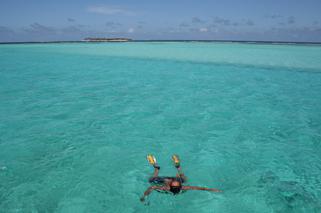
xmin=152 ymin=165 xmax=160 ymax=177
xmin=175 ymin=165 xmax=187 ymax=182
xmin=172 ymin=155 xmax=187 ymax=182
xmin=147 ymin=154 xmax=160 ymax=179
xmin=149 ymin=165 xmax=160 ymax=183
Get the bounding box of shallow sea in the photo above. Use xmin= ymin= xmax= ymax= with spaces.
xmin=0 ymin=42 xmax=321 ymax=212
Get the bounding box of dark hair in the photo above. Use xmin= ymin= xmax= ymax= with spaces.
xmin=170 ymin=185 xmax=181 ymax=194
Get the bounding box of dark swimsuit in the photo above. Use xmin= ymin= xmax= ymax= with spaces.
xmin=149 ymin=176 xmax=185 ymax=185
xmin=149 ymin=176 xmax=186 ymax=194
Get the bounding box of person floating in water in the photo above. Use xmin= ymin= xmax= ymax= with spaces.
xmin=140 ymin=154 xmax=221 ymax=202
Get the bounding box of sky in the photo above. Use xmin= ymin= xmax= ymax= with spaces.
xmin=0 ymin=0 xmax=321 ymax=42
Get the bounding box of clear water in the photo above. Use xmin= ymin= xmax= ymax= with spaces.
xmin=0 ymin=42 xmax=321 ymax=213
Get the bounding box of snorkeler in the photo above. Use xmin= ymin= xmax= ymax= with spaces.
xmin=140 ymin=154 xmax=221 ymax=202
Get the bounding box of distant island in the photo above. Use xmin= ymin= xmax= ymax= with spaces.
xmin=84 ymin=38 xmax=132 ymax=42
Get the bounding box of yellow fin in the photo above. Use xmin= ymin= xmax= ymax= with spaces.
xmin=147 ymin=154 xmax=156 ymax=165
xmin=172 ymin=154 xmax=180 ymax=166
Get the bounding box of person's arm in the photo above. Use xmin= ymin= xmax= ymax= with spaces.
xmin=140 ymin=186 xmax=165 ymax=202
xmin=182 ymin=186 xmax=222 ymax=192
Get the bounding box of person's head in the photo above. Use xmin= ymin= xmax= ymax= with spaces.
xmin=169 ymin=180 xmax=182 ymax=194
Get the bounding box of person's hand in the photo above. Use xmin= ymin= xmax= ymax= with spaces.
xmin=209 ymin=188 xmax=222 ymax=192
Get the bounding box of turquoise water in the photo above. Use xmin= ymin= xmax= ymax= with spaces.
xmin=0 ymin=42 xmax=321 ymax=212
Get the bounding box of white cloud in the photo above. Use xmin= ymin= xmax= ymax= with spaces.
xmin=199 ymin=27 xmax=208 ymax=32
xmin=87 ymin=6 xmax=133 ymax=15
xmin=128 ymin=28 xmax=134 ymax=33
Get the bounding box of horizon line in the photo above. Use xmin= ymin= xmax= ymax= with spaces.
xmin=1 ymin=39 xmax=321 ymax=46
